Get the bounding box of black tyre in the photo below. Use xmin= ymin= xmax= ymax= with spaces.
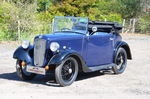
xmin=55 ymin=57 xmax=78 ymax=86
xmin=112 ymin=48 xmax=127 ymax=74
xmin=16 ymin=60 xmax=36 ymax=80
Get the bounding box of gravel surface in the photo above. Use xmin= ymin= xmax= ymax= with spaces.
xmin=0 ymin=35 xmax=150 ymax=99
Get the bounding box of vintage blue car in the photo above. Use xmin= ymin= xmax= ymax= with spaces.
xmin=13 ymin=16 xmax=132 ymax=86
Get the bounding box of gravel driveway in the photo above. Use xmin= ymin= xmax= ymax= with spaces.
xmin=0 ymin=35 xmax=150 ymax=99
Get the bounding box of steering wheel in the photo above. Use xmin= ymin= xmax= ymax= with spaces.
xmin=61 ymin=28 xmax=71 ymax=31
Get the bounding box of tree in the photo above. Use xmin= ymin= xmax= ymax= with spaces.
xmin=118 ymin=0 xmax=142 ymax=18
xmin=37 ymin=0 xmax=53 ymax=11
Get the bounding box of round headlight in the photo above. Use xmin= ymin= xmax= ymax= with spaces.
xmin=50 ymin=42 xmax=60 ymax=52
xmin=21 ymin=40 xmax=30 ymax=49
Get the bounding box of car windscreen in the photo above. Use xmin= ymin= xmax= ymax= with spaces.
xmin=52 ymin=16 xmax=88 ymax=34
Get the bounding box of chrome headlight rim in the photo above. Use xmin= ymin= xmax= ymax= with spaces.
xmin=21 ymin=40 xmax=30 ymax=49
xmin=50 ymin=42 xmax=60 ymax=52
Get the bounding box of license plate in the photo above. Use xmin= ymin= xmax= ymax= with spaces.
xmin=26 ymin=66 xmax=46 ymax=75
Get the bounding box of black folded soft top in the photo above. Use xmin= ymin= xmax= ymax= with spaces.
xmin=88 ymin=21 xmax=122 ymax=33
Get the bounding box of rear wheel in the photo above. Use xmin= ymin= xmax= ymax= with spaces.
xmin=55 ymin=57 xmax=78 ymax=86
xmin=16 ymin=60 xmax=36 ymax=80
xmin=112 ymin=48 xmax=127 ymax=74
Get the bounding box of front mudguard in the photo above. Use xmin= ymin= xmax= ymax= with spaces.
xmin=48 ymin=49 xmax=91 ymax=72
xmin=13 ymin=45 xmax=34 ymax=65
xmin=48 ymin=50 xmax=83 ymax=65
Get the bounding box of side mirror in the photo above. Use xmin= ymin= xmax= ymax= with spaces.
xmin=90 ymin=26 xmax=97 ymax=35
xmin=92 ymin=26 xmax=97 ymax=32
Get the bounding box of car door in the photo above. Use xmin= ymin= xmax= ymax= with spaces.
xmin=85 ymin=32 xmax=114 ymax=66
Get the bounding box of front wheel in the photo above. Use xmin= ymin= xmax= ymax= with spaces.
xmin=112 ymin=48 xmax=127 ymax=74
xmin=55 ymin=57 xmax=78 ymax=87
xmin=16 ymin=60 xmax=36 ymax=80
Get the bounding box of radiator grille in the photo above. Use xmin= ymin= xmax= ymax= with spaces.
xmin=34 ymin=39 xmax=46 ymax=66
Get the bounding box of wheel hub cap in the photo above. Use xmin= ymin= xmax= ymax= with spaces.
xmin=68 ymin=68 xmax=72 ymax=74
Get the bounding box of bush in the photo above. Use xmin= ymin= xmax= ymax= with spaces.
xmin=136 ymin=15 xmax=150 ymax=33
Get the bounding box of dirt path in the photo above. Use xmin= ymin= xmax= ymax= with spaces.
xmin=0 ymin=35 xmax=150 ymax=99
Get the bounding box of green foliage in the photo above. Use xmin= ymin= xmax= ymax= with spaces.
xmin=47 ymin=0 xmax=122 ymax=23
xmin=0 ymin=1 xmax=48 ymax=41
xmin=136 ymin=15 xmax=150 ymax=33
xmin=118 ymin=0 xmax=142 ymax=18
xmin=0 ymin=0 xmax=149 ymax=41
xmin=37 ymin=0 xmax=53 ymax=11
xmin=0 ymin=1 xmax=18 ymax=40
xmin=12 ymin=0 xmax=35 ymax=4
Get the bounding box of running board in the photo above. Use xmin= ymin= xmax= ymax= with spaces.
xmin=82 ymin=63 xmax=116 ymax=72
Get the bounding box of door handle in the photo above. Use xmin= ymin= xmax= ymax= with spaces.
xmin=110 ymin=38 xmax=114 ymax=40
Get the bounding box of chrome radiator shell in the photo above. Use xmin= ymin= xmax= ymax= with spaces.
xmin=34 ymin=39 xmax=46 ymax=66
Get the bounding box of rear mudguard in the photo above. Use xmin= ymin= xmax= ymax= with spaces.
xmin=114 ymin=41 xmax=132 ymax=62
xmin=13 ymin=45 xmax=34 ymax=65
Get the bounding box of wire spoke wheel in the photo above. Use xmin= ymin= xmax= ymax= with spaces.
xmin=55 ymin=57 xmax=78 ymax=86
xmin=113 ymin=48 xmax=127 ymax=74
xmin=16 ymin=60 xmax=36 ymax=80
xmin=116 ymin=52 xmax=126 ymax=70
xmin=61 ymin=60 xmax=75 ymax=81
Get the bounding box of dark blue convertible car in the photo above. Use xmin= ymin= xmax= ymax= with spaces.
xmin=13 ymin=16 xmax=132 ymax=86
